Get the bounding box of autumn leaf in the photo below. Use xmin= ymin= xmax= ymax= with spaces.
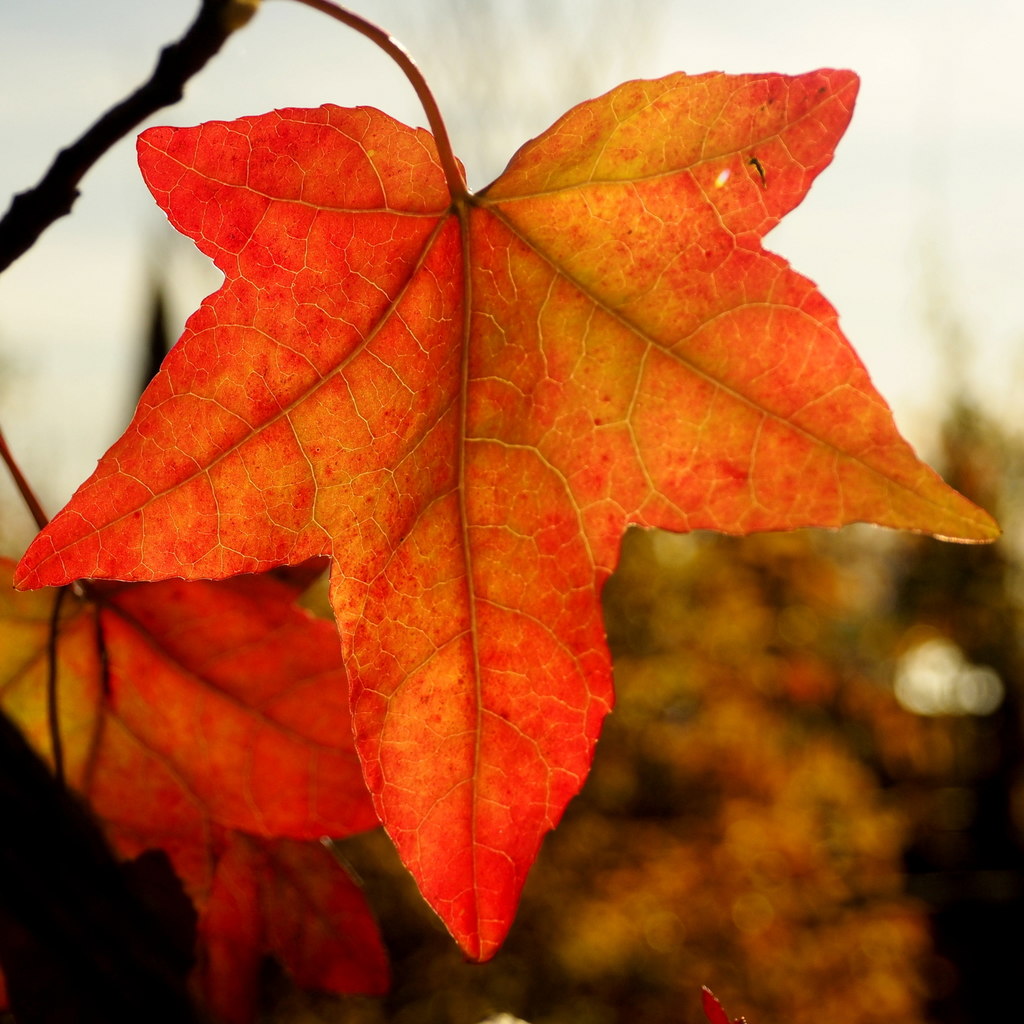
xmin=14 ymin=70 xmax=996 ymax=960
xmin=0 ymin=561 xmax=387 ymax=1021
xmin=702 ymin=986 xmax=747 ymax=1024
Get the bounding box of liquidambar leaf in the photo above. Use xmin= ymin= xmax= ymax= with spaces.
xmin=0 ymin=562 xmax=387 ymax=1020
xmin=15 ymin=70 xmax=997 ymax=959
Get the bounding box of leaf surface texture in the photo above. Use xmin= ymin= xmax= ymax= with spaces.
xmin=15 ymin=70 xmax=996 ymax=958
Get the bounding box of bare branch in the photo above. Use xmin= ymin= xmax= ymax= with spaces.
xmin=0 ymin=0 xmax=257 ymax=274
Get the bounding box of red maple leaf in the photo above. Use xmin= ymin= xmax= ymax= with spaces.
xmin=0 ymin=563 xmax=387 ymax=1021
xmin=14 ymin=70 xmax=996 ymax=960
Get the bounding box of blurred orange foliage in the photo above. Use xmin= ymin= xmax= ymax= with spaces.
xmin=322 ymin=523 xmax=981 ymax=1024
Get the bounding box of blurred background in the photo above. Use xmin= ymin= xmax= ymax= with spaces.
xmin=1 ymin=1 xmax=1022 ymax=1022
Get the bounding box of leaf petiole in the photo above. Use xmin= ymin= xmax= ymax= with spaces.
xmin=288 ymin=0 xmax=469 ymax=202
xmin=0 ymin=425 xmax=48 ymax=531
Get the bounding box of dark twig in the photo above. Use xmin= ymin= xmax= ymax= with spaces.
xmin=0 ymin=0 xmax=257 ymax=274
xmin=46 ymin=586 xmax=70 ymax=787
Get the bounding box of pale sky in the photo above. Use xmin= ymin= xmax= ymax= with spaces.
xmin=1 ymin=0 xmax=1021 ymax=549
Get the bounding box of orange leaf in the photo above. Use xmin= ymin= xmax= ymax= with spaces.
xmin=0 ymin=562 xmax=386 ymax=1018
xmin=15 ymin=71 xmax=997 ymax=959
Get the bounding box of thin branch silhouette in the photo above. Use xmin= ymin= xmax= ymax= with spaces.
xmin=0 ymin=0 xmax=255 ymax=274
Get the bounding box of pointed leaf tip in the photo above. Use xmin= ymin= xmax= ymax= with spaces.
xmin=701 ymin=987 xmax=730 ymax=1024
xmin=702 ymin=987 xmax=748 ymax=1024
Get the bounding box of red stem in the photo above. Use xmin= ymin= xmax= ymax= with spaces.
xmin=0 ymin=426 xmax=49 ymax=530
xmin=288 ymin=0 xmax=468 ymax=201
